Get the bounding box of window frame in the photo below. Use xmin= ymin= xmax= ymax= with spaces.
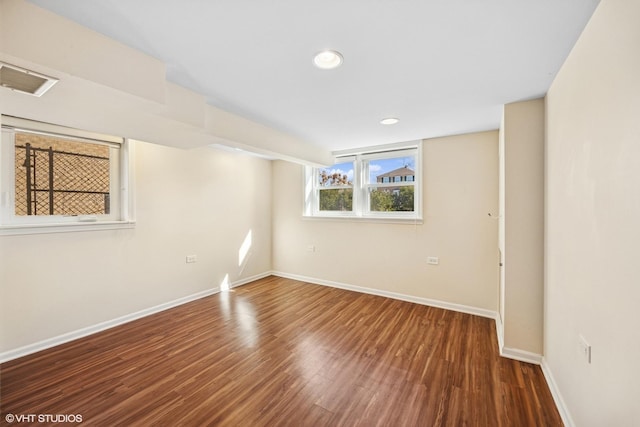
xmin=309 ymin=155 xmax=357 ymax=217
xmin=0 ymin=116 xmax=135 ymax=235
xmin=361 ymin=148 xmax=420 ymax=219
xmin=304 ymin=141 xmax=422 ymax=222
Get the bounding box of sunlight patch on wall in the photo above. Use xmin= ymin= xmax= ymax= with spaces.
xmin=238 ymin=229 xmax=252 ymax=267
xmin=220 ymin=273 xmax=230 ymax=292
xmin=304 ymin=172 xmax=314 ymax=215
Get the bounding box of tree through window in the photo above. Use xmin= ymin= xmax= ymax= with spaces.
xmin=305 ymin=143 xmax=422 ymax=220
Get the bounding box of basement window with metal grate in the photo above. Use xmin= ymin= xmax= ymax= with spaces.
xmin=0 ymin=116 xmax=135 ymax=235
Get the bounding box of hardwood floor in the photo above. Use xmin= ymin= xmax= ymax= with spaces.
xmin=1 ymin=276 xmax=562 ymax=426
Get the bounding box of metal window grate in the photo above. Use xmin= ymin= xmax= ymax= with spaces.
xmin=14 ymin=133 xmax=111 ymax=216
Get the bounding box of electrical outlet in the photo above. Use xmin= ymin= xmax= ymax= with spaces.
xmin=427 ymin=256 xmax=439 ymax=265
xmin=578 ymin=334 xmax=591 ymax=363
xmin=186 ymin=255 xmax=197 ymax=263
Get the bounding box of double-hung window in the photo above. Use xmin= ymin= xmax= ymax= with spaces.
xmin=0 ymin=116 xmax=134 ymax=234
xmin=316 ymin=158 xmax=355 ymax=215
xmin=305 ymin=141 xmax=422 ymax=221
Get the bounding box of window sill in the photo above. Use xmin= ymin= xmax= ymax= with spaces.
xmin=302 ymin=215 xmax=423 ymax=225
xmin=0 ymin=220 xmax=136 ymax=236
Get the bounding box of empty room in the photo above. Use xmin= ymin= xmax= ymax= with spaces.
xmin=0 ymin=0 xmax=638 ymax=425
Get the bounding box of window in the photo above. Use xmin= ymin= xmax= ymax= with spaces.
xmin=316 ymin=159 xmax=354 ymax=213
xmin=305 ymin=142 xmax=421 ymax=221
xmin=1 ymin=116 xmax=134 ymax=234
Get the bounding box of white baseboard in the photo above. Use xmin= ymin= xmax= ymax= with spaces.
xmin=494 ymin=313 xmax=543 ymax=365
xmin=492 ymin=307 xmax=545 ymax=365
xmin=230 ymin=272 xmax=272 ymax=289
xmin=2 ymin=270 xmax=545 ymax=371
xmin=0 ymin=272 xmax=271 ymax=363
xmin=271 ymin=271 xmax=497 ymax=319
xmin=495 ymin=314 xmax=505 ymax=351
xmin=273 ymin=271 xmax=548 ymax=365
xmin=541 ymin=358 xmax=575 ymax=427
xmin=499 ymin=346 xmax=543 ymax=365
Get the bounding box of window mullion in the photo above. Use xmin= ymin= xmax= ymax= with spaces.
xmin=355 ymin=155 xmax=364 ymax=217
xmin=305 ymin=142 xmax=421 ymax=220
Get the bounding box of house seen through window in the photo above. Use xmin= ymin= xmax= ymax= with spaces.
xmin=306 ymin=143 xmax=421 ymax=220
xmin=317 ymin=160 xmax=354 ymax=212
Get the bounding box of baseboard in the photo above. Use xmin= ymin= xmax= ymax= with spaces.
xmin=493 ymin=316 xmax=543 ymax=365
xmin=494 ymin=313 xmax=543 ymax=365
xmin=1 ymin=270 xmax=545 ymax=370
xmin=0 ymin=272 xmax=271 ymax=363
xmin=541 ymin=358 xmax=575 ymax=427
xmin=499 ymin=346 xmax=543 ymax=365
xmin=495 ymin=314 xmax=505 ymax=351
xmin=229 ymin=272 xmax=272 ymax=289
xmin=271 ymin=271 xmax=497 ymax=319
xmin=273 ymin=271 xmax=549 ymax=365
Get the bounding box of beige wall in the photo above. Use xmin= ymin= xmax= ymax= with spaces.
xmin=272 ymin=131 xmax=499 ymax=312
xmin=498 ymin=114 xmax=506 ymax=327
xmin=545 ymin=0 xmax=640 ymax=425
xmin=0 ymin=0 xmax=319 ymax=358
xmin=500 ymin=98 xmax=545 ymax=356
xmin=0 ymin=142 xmax=272 ymax=355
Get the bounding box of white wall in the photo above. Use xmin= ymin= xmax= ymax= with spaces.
xmin=0 ymin=142 xmax=272 ymax=355
xmin=545 ymin=0 xmax=640 ymax=425
xmin=272 ymin=131 xmax=499 ymax=312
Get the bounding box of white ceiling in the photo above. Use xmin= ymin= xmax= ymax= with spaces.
xmin=28 ymin=0 xmax=599 ymax=152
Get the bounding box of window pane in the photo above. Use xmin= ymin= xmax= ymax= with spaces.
xmin=305 ymin=145 xmax=420 ymax=219
xmin=369 ymin=186 xmax=414 ymax=212
xmin=319 ymin=188 xmax=353 ymax=211
xmin=369 ymin=155 xmax=415 ymax=184
xmin=14 ymin=132 xmax=112 ymax=216
xmin=318 ymin=161 xmax=353 ymax=187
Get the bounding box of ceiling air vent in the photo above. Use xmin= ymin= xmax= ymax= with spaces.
xmin=0 ymin=62 xmax=58 ymax=97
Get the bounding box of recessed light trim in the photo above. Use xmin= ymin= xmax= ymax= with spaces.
xmin=313 ymin=50 xmax=343 ymax=70
xmin=380 ymin=117 xmax=399 ymax=125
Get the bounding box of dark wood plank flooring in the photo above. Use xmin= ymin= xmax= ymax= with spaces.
xmin=0 ymin=276 xmax=562 ymax=426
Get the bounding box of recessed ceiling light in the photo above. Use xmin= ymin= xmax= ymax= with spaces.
xmin=380 ymin=117 xmax=399 ymax=125
xmin=313 ymin=50 xmax=343 ymax=70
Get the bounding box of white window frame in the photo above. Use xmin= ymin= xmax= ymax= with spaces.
xmin=308 ymin=155 xmax=357 ymax=218
xmin=304 ymin=141 xmax=422 ymax=222
xmin=0 ymin=116 xmax=135 ymax=235
xmin=360 ymin=148 xmax=420 ymax=219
